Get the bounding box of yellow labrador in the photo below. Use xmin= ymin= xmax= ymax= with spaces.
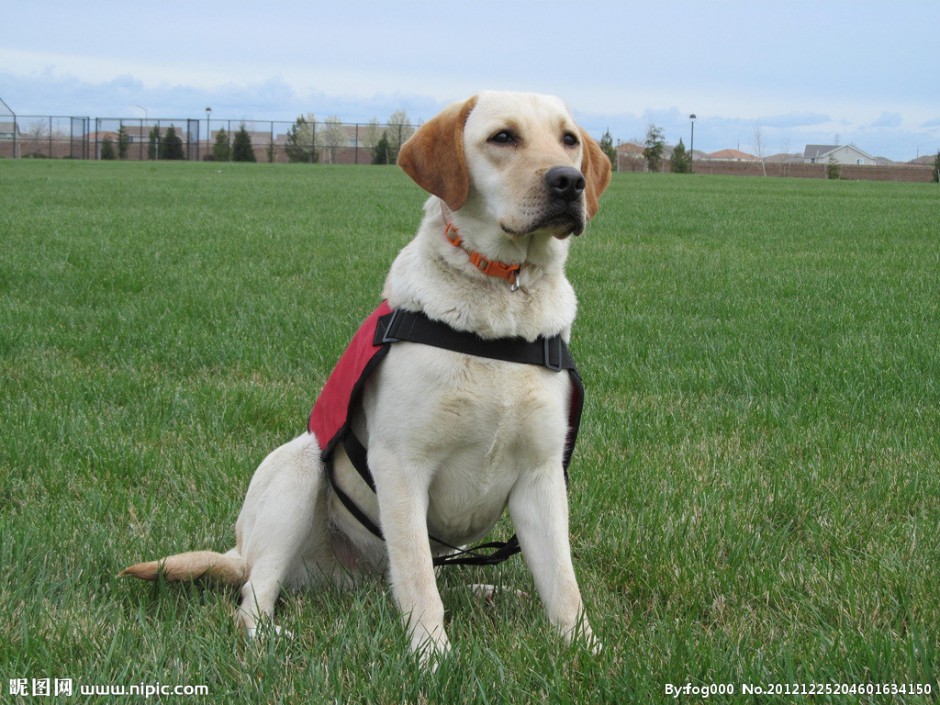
xmin=121 ymin=91 xmax=611 ymax=665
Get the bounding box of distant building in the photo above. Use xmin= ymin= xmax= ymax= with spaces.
xmin=0 ymin=120 xmax=19 ymax=139
xmin=803 ymin=144 xmax=877 ymax=166
xmin=704 ymin=149 xmax=758 ymax=161
xmin=0 ymin=120 xmax=20 ymax=157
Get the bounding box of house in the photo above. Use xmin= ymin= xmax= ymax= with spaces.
xmin=704 ymin=149 xmax=758 ymax=161
xmin=803 ymin=144 xmax=876 ymax=166
xmin=0 ymin=121 xmax=21 ymax=157
xmin=0 ymin=120 xmax=20 ymax=140
xmin=764 ymin=153 xmax=804 ymax=163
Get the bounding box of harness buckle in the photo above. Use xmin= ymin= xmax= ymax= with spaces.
xmin=378 ymin=309 xmax=402 ymax=344
xmin=543 ymin=335 xmax=564 ymax=372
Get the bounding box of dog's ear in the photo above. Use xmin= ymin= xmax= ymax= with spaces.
xmin=397 ymin=96 xmax=478 ymax=211
xmin=578 ymin=129 xmax=613 ymax=220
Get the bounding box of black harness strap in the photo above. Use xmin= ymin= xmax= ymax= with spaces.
xmin=324 ymin=308 xmax=582 ymax=568
xmin=377 ymin=308 xmax=576 ymax=372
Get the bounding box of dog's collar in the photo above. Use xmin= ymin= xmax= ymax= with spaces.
xmin=442 ymin=216 xmax=522 ymax=292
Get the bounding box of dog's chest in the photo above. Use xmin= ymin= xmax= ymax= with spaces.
xmin=364 ymin=345 xmax=571 ymax=538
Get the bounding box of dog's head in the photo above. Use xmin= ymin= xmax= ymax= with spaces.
xmin=398 ymin=91 xmax=611 ymax=239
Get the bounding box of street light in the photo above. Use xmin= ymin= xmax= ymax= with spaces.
xmin=689 ymin=114 xmax=696 ymax=172
xmin=205 ymin=107 xmax=212 ymax=159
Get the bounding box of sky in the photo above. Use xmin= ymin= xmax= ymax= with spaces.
xmin=2 ymin=0 xmax=939 ymax=162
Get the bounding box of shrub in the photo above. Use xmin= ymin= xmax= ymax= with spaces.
xmin=232 ymin=125 xmax=256 ymax=162
xmin=212 ymin=128 xmax=231 ymax=162
xmin=162 ymin=126 xmax=185 ymax=160
xmin=670 ymin=139 xmax=692 ymax=173
xmin=100 ymin=136 xmax=116 ymax=160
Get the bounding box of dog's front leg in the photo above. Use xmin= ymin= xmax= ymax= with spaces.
xmin=369 ymin=447 xmax=450 ymax=665
xmin=509 ymin=465 xmax=600 ymax=652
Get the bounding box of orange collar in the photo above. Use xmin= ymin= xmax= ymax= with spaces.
xmin=444 ymin=221 xmax=522 ymax=291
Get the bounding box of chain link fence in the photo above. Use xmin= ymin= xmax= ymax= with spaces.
xmin=1 ymin=115 xmax=92 ymax=159
xmin=1 ymin=112 xmax=418 ymax=164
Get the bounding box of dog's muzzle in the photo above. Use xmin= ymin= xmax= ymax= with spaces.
xmin=542 ymin=166 xmax=587 ymax=237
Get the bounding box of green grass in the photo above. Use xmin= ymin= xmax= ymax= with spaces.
xmin=1 ymin=160 xmax=938 ymax=703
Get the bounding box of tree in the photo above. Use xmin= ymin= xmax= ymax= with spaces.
xmin=933 ymin=151 xmax=940 ymax=183
xmin=212 ymin=128 xmax=231 ymax=161
xmin=162 ymin=125 xmax=185 ymax=160
xmin=643 ymin=123 xmax=665 ymax=173
xmin=117 ymin=125 xmax=129 ymax=159
xmin=386 ymin=110 xmax=414 ymax=162
xmin=372 ymin=132 xmax=391 ymax=165
xmin=362 ymin=118 xmax=384 ymax=152
xmin=669 ymin=138 xmax=692 ymax=173
xmin=232 ymin=125 xmax=256 ymax=162
xmin=100 ymin=136 xmax=116 ymax=160
xmin=147 ymin=126 xmax=160 ymax=160
xmin=599 ymin=129 xmax=617 ymax=171
xmin=318 ymin=115 xmax=347 ymax=164
xmin=753 ymin=124 xmax=768 ymax=176
xmin=24 ymin=120 xmax=49 ymax=157
xmin=285 ymin=114 xmax=318 ymax=163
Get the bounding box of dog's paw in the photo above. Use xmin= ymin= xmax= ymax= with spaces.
xmin=469 ymin=583 xmax=529 ymax=606
xmin=246 ymin=624 xmax=293 ymax=640
xmin=587 ymin=635 xmax=604 ymax=655
xmin=411 ymin=630 xmax=451 ymax=672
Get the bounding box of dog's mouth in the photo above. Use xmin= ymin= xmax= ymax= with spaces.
xmin=501 ymin=204 xmax=585 ymax=239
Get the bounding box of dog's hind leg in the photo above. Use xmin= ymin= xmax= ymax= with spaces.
xmin=234 ymin=433 xmax=333 ymax=637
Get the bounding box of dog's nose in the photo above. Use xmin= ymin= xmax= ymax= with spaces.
xmin=544 ymin=166 xmax=585 ymax=202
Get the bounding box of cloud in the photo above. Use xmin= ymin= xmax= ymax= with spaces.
xmin=759 ymin=113 xmax=832 ymax=129
xmin=868 ymin=112 xmax=903 ymax=129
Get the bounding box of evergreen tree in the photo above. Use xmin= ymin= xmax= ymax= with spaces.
xmin=599 ymin=129 xmax=617 ymax=170
xmin=372 ymin=132 xmax=391 ymax=165
xmin=285 ymin=115 xmax=318 ymax=163
xmin=212 ymin=128 xmax=231 ymax=161
xmin=147 ymin=126 xmax=160 ymax=160
xmin=100 ymin=136 xmax=116 ymax=160
xmin=162 ymin=125 xmax=185 ymax=160
xmin=670 ymin=138 xmax=692 ymax=173
xmin=643 ymin=124 xmax=665 ymax=173
xmin=232 ymin=125 xmax=257 ymax=162
xmin=117 ymin=125 xmax=129 ymax=159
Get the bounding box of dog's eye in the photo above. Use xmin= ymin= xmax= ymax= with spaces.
xmin=489 ymin=130 xmax=518 ymax=146
xmin=562 ymin=132 xmax=580 ymax=147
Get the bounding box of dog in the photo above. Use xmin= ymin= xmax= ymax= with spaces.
xmin=121 ymin=91 xmax=612 ymax=665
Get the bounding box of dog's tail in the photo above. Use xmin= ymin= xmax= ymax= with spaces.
xmin=119 ymin=549 xmax=246 ymax=586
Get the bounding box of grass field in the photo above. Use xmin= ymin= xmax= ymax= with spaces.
xmin=1 ymin=160 xmax=938 ymax=703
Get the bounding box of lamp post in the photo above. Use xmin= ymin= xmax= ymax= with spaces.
xmin=689 ymin=114 xmax=696 ymax=173
xmin=205 ymin=107 xmax=212 ymax=160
